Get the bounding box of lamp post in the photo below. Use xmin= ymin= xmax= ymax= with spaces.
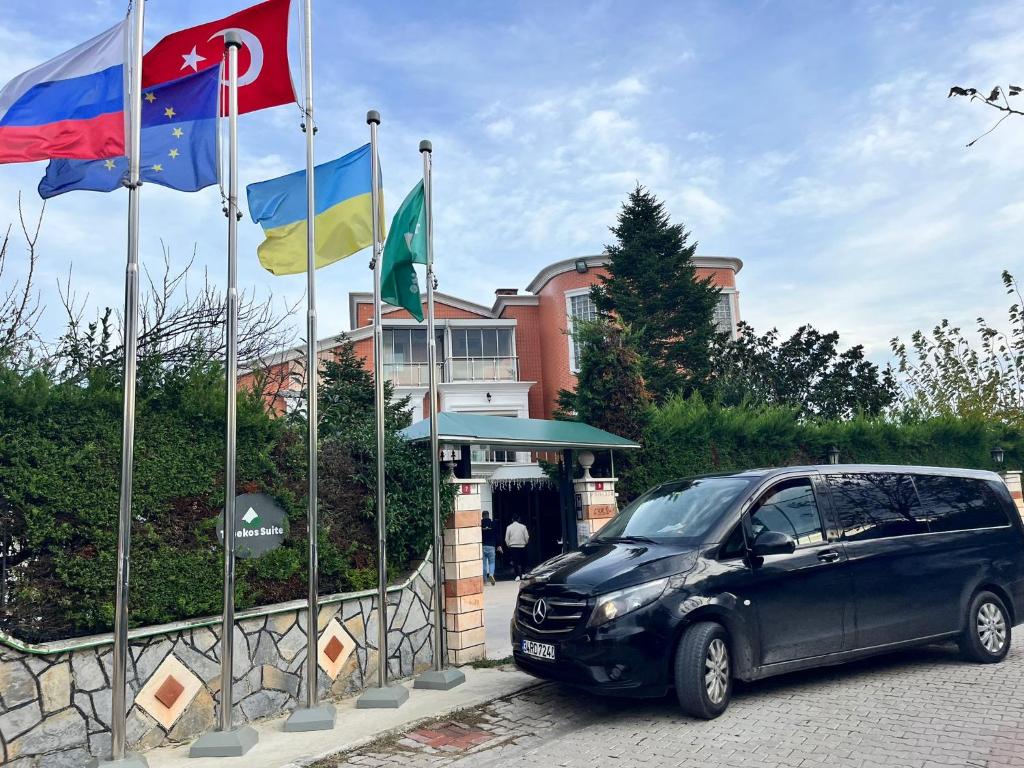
xmin=992 ymin=446 xmax=1006 ymax=466
xmin=827 ymin=445 xmax=840 ymax=465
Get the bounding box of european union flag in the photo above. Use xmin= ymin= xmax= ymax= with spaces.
xmin=38 ymin=66 xmax=219 ymax=198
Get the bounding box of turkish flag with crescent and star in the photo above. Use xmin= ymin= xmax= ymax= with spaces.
xmin=141 ymin=0 xmax=295 ymax=115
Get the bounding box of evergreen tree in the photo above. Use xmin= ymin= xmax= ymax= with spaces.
xmin=556 ymin=318 xmax=651 ymax=442
xmin=593 ymin=185 xmax=721 ymax=400
xmin=556 ymin=318 xmax=651 ymax=499
xmin=311 ymin=335 xmax=411 ymax=436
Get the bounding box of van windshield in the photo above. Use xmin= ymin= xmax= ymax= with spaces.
xmin=594 ymin=477 xmax=752 ymax=543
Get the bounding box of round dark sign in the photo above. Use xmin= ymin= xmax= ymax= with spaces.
xmin=216 ymin=493 xmax=287 ymax=559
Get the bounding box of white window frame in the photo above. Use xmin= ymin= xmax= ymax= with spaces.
xmin=715 ymin=289 xmax=739 ymax=339
xmin=565 ymin=287 xmax=596 ymax=374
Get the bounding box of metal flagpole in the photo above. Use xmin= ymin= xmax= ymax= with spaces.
xmin=357 ymin=111 xmax=408 ymax=709
xmin=414 ymin=140 xmax=465 ymax=691
xmin=190 ymin=31 xmax=257 ymax=759
xmin=284 ymin=0 xmax=336 ymax=732
xmin=93 ymin=3 xmax=148 ymax=767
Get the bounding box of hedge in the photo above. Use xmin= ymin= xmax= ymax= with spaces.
xmin=624 ymin=395 xmax=1022 ymax=498
xmin=0 ymin=361 xmax=446 ymax=643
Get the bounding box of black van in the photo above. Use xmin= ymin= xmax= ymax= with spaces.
xmin=511 ymin=465 xmax=1024 ymax=719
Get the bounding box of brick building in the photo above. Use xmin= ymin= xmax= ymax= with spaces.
xmin=241 ymin=253 xmax=742 ymax=559
xmin=245 ymin=253 xmax=740 ymax=420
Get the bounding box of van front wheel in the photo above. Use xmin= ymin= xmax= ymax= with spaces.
xmin=674 ymin=622 xmax=732 ymax=719
xmin=960 ymin=590 xmax=1011 ymax=663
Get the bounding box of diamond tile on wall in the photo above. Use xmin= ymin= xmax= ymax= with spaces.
xmin=135 ymin=653 xmax=203 ymax=730
xmin=318 ymin=618 xmax=356 ymax=680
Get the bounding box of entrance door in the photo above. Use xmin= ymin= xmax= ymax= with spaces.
xmin=492 ymin=484 xmax=562 ymax=578
xmin=742 ymin=475 xmax=852 ymax=665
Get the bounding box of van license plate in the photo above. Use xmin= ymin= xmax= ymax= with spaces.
xmin=521 ymin=639 xmax=555 ymax=661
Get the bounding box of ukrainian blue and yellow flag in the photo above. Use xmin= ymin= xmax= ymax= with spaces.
xmin=246 ymin=143 xmax=383 ymax=276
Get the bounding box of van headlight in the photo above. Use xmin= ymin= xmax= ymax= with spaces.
xmin=588 ymin=577 xmax=669 ymax=628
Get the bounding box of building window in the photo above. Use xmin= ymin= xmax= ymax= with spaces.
xmin=714 ymin=294 xmax=735 ymax=337
xmin=449 ymin=328 xmax=517 ymax=381
xmin=383 ymin=328 xmax=444 ymax=387
xmin=567 ymin=291 xmax=597 ymax=372
xmin=470 ymin=445 xmax=518 ymax=464
xmin=466 ymin=412 xmax=519 ymax=464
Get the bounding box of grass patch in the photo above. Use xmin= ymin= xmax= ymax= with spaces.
xmin=468 ymin=655 xmax=513 ymax=669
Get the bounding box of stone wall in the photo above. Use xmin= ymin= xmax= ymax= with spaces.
xmin=0 ymin=555 xmax=436 ymax=767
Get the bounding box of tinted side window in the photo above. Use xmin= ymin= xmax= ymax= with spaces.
xmin=914 ymin=475 xmax=1010 ymax=532
xmin=750 ymin=478 xmax=825 ymax=547
xmin=827 ymin=473 xmax=927 ymax=541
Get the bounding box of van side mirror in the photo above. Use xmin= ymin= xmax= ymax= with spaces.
xmin=751 ymin=531 xmax=796 ymax=557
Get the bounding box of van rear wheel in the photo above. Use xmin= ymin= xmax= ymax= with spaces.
xmin=959 ymin=590 xmax=1011 ymax=663
xmin=674 ymin=622 xmax=732 ymax=719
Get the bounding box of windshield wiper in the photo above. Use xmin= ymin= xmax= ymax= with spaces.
xmin=601 ymin=535 xmax=658 ymax=544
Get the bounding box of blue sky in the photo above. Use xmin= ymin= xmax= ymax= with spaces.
xmin=1 ymin=0 xmax=1022 ymax=363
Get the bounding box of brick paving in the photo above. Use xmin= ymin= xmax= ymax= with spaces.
xmin=316 ymin=638 xmax=1024 ymax=768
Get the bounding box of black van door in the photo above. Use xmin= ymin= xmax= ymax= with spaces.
xmin=825 ymin=472 xmax=938 ymax=648
xmin=740 ymin=474 xmax=852 ymax=665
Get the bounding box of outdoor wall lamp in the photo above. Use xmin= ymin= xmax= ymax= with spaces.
xmin=992 ymin=446 xmax=1005 ymax=465
xmin=827 ymin=445 xmax=840 ymax=465
xmin=486 ymin=392 xmax=492 ymax=402
xmin=574 ymin=259 xmax=588 ymax=274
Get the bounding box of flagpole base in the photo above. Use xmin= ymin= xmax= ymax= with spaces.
xmin=188 ymin=726 xmax=258 ymax=758
xmin=414 ymin=667 xmax=466 ymax=691
xmin=87 ymin=754 xmax=148 ymax=768
xmin=356 ymin=685 xmax=409 ymax=709
xmin=283 ymin=704 xmax=337 ymax=732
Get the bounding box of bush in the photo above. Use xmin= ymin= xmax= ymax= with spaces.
xmin=0 ymin=354 xmax=446 ymax=643
xmin=625 ymin=394 xmax=1021 ymax=498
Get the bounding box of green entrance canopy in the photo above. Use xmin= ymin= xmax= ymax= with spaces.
xmin=399 ymin=412 xmax=641 ymax=451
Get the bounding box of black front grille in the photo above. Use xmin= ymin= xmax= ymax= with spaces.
xmin=517 ymin=592 xmax=589 ymax=636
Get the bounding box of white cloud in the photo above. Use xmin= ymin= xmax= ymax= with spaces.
xmin=485 ymin=117 xmax=515 ymax=140
xmin=608 ymin=76 xmax=649 ymax=97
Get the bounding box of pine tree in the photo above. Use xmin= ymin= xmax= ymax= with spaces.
xmin=556 ymin=317 xmax=650 ymax=443
xmin=556 ymin=317 xmax=651 ymax=499
xmin=593 ymin=185 xmax=721 ymax=400
xmin=303 ymin=335 xmax=411 ymax=437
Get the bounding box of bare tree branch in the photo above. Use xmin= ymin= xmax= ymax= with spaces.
xmin=949 ymin=84 xmax=1024 ymax=146
xmin=53 ymin=241 xmax=301 ymax=378
xmin=0 ymin=194 xmax=45 ymax=369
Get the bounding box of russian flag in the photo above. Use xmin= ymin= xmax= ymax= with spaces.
xmin=0 ymin=20 xmax=127 ymax=164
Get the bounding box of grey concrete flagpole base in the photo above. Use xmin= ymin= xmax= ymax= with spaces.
xmin=87 ymin=754 xmax=148 ymax=768
xmin=413 ymin=667 xmax=467 ymax=690
xmin=283 ymin=703 xmax=337 ymax=732
xmin=188 ymin=725 xmax=258 ymax=758
xmin=356 ymin=685 xmax=410 ymax=709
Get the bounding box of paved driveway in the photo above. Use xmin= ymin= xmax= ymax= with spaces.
xmin=316 ymin=638 xmax=1024 ymax=768
xmin=484 ymin=579 xmax=518 ymax=659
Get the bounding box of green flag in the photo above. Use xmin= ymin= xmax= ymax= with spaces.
xmin=381 ymin=180 xmax=427 ymax=321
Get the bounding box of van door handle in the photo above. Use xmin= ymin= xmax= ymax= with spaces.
xmin=817 ymin=550 xmax=841 ymax=563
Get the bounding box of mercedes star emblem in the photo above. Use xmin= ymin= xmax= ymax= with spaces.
xmin=533 ymin=598 xmax=548 ymax=625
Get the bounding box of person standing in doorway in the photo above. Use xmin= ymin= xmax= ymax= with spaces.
xmin=481 ymin=511 xmax=501 ymax=586
xmin=505 ymin=515 xmax=530 ymax=581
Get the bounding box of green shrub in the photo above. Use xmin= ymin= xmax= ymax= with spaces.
xmin=0 ymin=354 xmax=447 ymax=643
xmin=626 ymin=394 xmax=1021 ymax=498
